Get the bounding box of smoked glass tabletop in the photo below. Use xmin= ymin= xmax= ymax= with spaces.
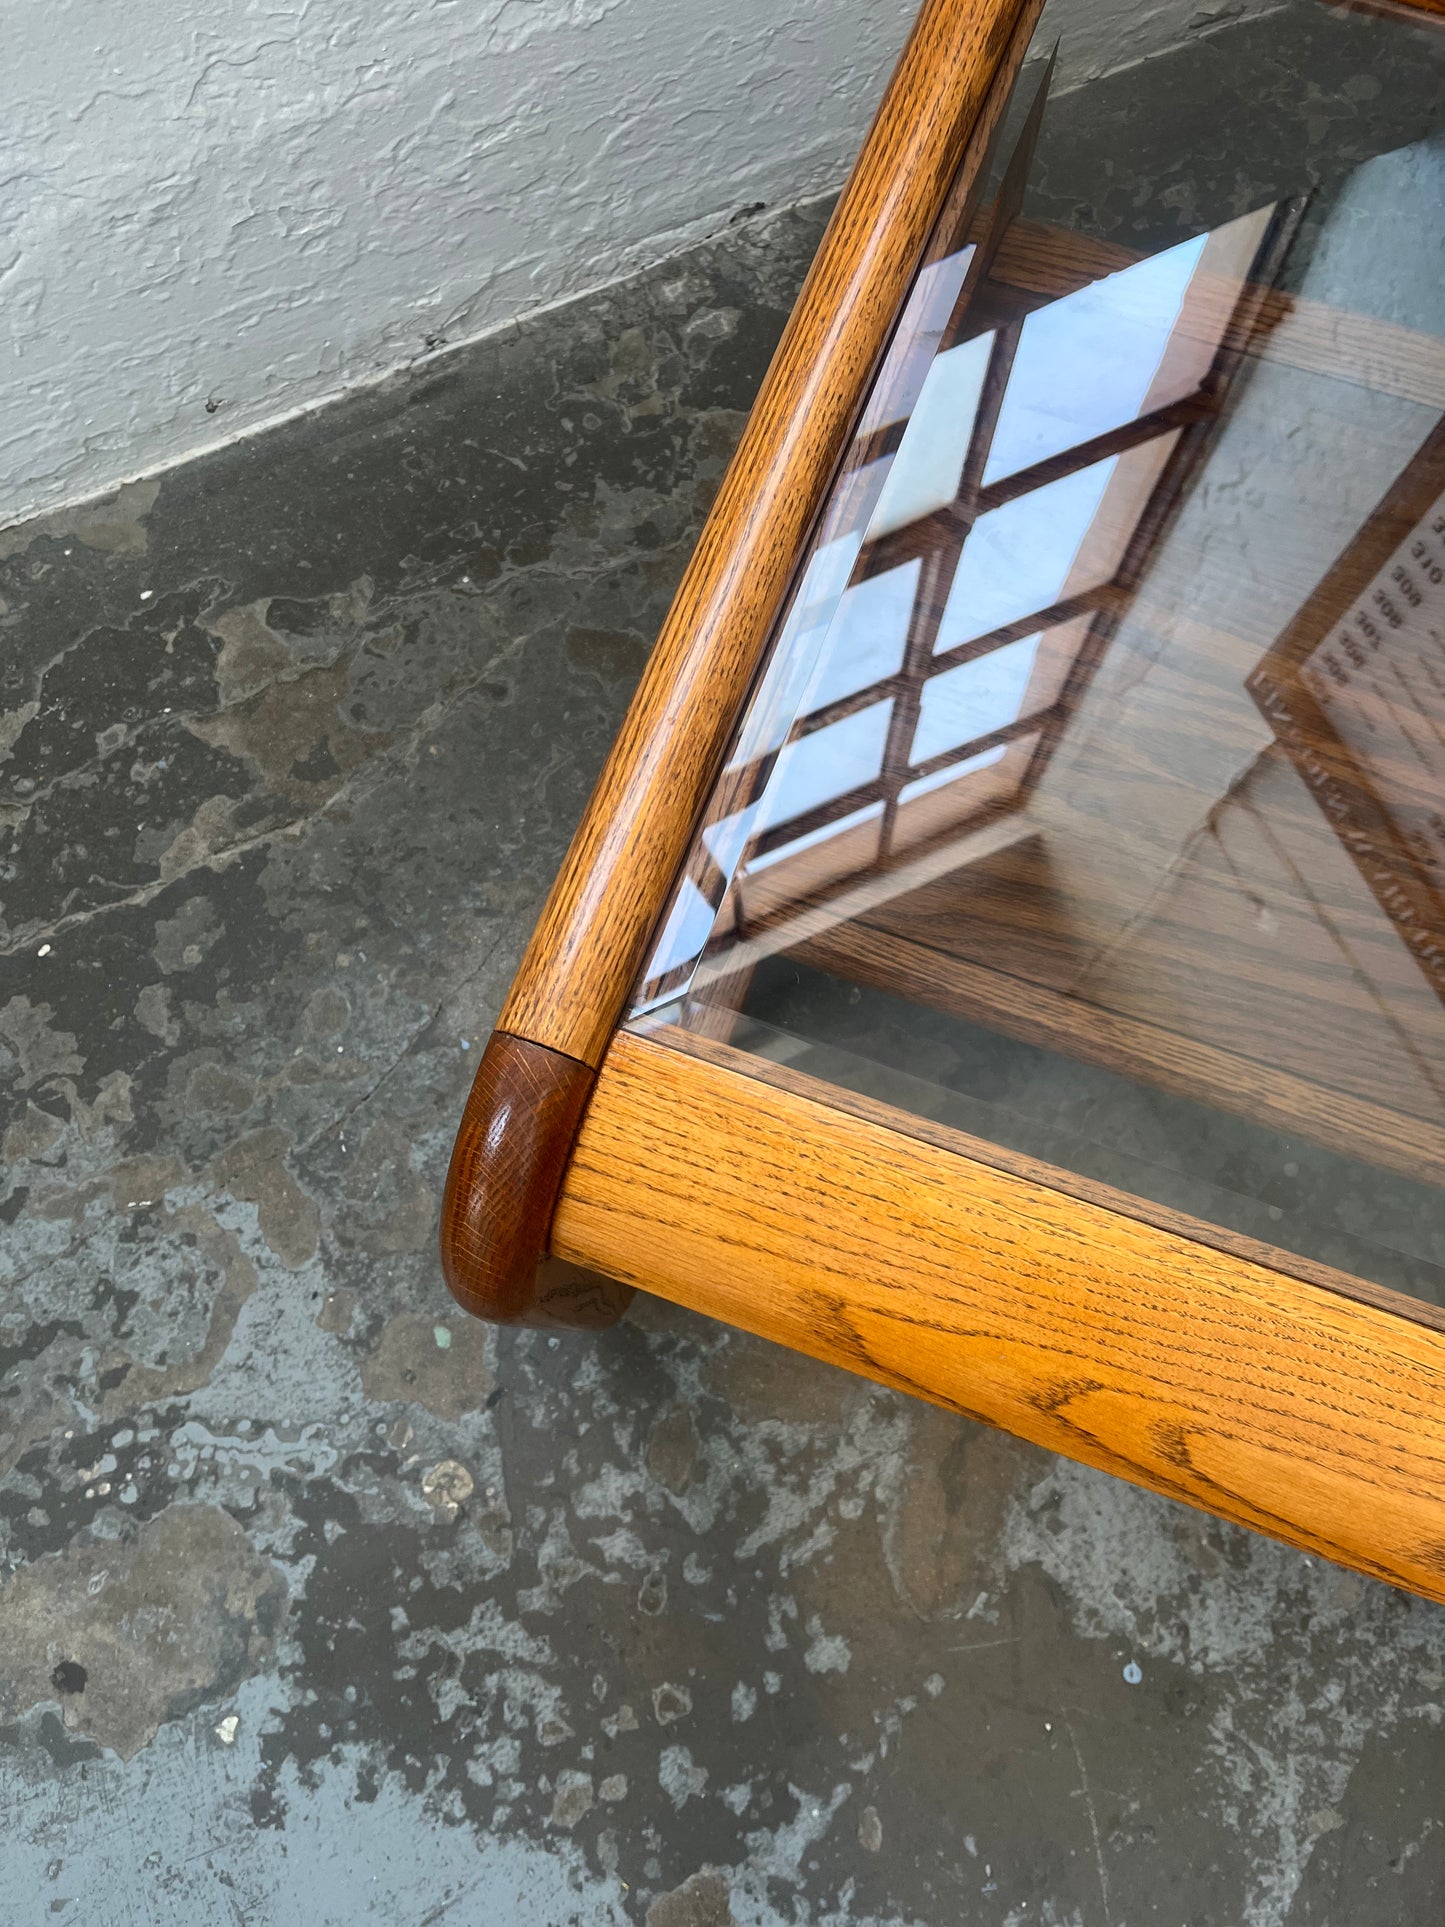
xmin=629 ymin=0 xmax=1445 ymax=1309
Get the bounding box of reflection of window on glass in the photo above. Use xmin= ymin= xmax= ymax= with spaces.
xmin=937 ymin=457 xmax=1120 ymax=648
xmin=869 ymin=333 xmax=994 ymax=535
xmin=982 ymin=234 xmax=1210 ymax=481
xmin=768 ymin=700 xmax=895 ymax=824
xmin=635 ymin=190 xmax=1294 ymax=1010
xmin=912 ymin=632 xmax=1040 ymax=762
xmin=804 ymin=562 xmax=921 ymax=711
xmin=757 ymin=220 xmax=1275 ymax=872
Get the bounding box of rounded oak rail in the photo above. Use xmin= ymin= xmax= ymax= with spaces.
xmin=442 ymin=0 xmax=1040 ymax=1322
xmin=552 ymin=1030 xmax=1445 ymax=1605
xmin=499 ymin=0 xmax=1037 ymax=1070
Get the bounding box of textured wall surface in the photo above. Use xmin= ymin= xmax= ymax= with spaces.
xmin=1 ymin=0 xmax=1281 ymax=528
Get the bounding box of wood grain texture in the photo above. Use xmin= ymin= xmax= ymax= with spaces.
xmin=497 ymin=0 xmax=1039 ymax=1068
xmin=440 ymin=1030 xmax=633 ymax=1328
xmin=552 ymin=1029 xmax=1445 ymax=1601
xmin=651 ymin=1021 xmax=1445 ymax=1335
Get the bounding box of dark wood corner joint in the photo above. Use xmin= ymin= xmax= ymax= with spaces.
xmin=440 ymin=1030 xmax=634 ymax=1329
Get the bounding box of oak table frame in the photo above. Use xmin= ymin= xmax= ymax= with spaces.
xmin=441 ymin=0 xmax=1445 ymax=1605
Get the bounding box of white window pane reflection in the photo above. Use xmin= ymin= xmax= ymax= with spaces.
xmin=747 ymin=801 xmax=885 ymax=873
xmin=937 ymin=456 xmax=1117 ymax=650
xmin=795 ymin=526 xmax=870 ymax=620
xmin=701 ymin=806 xmax=761 ymax=880
xmin=868 ymin=334 xmax=995 ymax=537
xmin=898 ymin=741 xmax=1007 ymax=803
xmin=911 ymin=633 xmax=1041 ymax=764
xmin=802 ymin=559 xmax=921 ymax=714
xmin=764 ymin=699 xmax=894 ymax=827
xmin=728 ymin=526 xmax=868 ymax=769
xmin=857 ymin=247 xmax=976 ymax=436
xmin=982 ymin=235 xmax=1208 ymax=484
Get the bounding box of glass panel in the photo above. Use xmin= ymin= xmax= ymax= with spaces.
xmin=764 ymin=699 xmax=893 ymax=825
xmin=911 ymin=633 xmax=1042 ymax=762
xmin=870 ymin=334 xmax=994 ymax=533
xmin=898 ymin=744 xmax=1006 ymax=805
xmin=728 ymin=530 xmax=869 ymax=768
xmin=803 ymin=561 xmax=921 ymax=711
xmin=937 ymin=456 xmax=1119 ymax=647
xmin=628 ymin=0 xmax=1445 ymax=1310
xmin=747 ymin=801 xmax=886 ymax=872
xmin=982 ymin=234 xmax=1207 ymax=481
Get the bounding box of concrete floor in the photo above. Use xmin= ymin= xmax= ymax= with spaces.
xmin=4 ymin=14 xmax=1445 ymax=1923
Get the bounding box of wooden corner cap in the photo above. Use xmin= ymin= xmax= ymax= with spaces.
xmin=440 ymin=1030 xmax=632 ymax=1328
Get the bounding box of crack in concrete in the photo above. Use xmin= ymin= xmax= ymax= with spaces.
xmin=0 ymin=512 xmax=682 ymax=963
xmin=1065 ymin=1712 xmax=1113 ymax=1927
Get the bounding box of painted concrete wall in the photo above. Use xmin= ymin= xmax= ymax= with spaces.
xmin=1 ymin=0 xmax=1277 ymax=527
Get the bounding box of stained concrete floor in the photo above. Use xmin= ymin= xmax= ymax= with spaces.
xmin=4 ymin=13 xmax=1445 ymax=1925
